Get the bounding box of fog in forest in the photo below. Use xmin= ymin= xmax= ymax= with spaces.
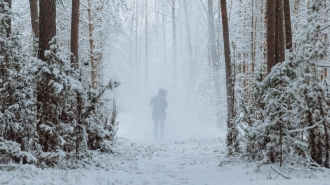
xmin=3 ymin=0 xmax=330 ymax=183
xmin=103 ymin=0 xmax=228 ymax=141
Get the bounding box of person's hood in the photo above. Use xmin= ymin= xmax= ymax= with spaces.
xmin=158 ymin=89 xmax=167 ymax=98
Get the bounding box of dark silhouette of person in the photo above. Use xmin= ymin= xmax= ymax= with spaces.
xmin=150 ymin=89 xmax=168 ymax=140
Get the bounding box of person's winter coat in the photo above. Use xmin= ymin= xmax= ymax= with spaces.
xmin=150 ymin=89 xmax=167 ymax=120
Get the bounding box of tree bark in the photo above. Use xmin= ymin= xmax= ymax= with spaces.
xmin=217 ymin=0 xmax=222 ymax=68
xmin=221 ymin=0 xmax=233 ymax=122
xmin=29 ymin=0 xmax=39 ymax=39
xmin=96 ymin=4 xmax=104 ymax=86
xmin=128 ymin=0 xmax=136 ymax=110
xmin=275 ymin=0 xmax=285 ymax=63
xmin=266 ymin=0 xmax=275 ymax=74
xmin=172 ymin=0 xmax=177 ymax=87
xmin=37 ymin=0 xmax=56 ymax=153
xmin=87 ymin=0 xmax=97 ymax=89
xmin=38 ymin=0 xmax=56 ymax=61
xmin=162 ymin=0 xmax=167 ymax=84
xmin=323 ymin=3 xmax=328 ymax=79
xmin=220 ymin=0 xmax=238 ymax=154
xmin=251 ymin=0 xmax=256 ymax=72
xmin=183 ymin=0 xmax=194 ymax=88
xmin=71 ymin=0 xmax=81 ymax=144
xmin=135 ymin=0 xmax=140 ymax=100
xmin=145 ymin=0 xmax=148 ymax=87
xmin=70 ymin=0 xmax=80 ymax=66
xmin=283 ymin=0 xmax=292 ymax=50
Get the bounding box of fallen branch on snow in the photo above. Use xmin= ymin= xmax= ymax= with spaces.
xmin=218 ymin=160 xmax=233 ymax=167
xmin=270 ymin=165 xmax=290 ymax=179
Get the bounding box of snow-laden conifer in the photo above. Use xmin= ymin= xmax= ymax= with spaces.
xmin=238 ymin=0 xmax=330 ymax=168
xmin=32 ymin=38 xmax=119 ymax=167
xmin=0 ymin=0 xmax=37 ymax=164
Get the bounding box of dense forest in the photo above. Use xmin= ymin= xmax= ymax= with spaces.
xmin=1 ymin=0 xmax=330 ymax=173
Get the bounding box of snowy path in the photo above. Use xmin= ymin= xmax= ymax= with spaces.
xmin=1 ymin=114 xmax=330 ymax=184
xmin=102 ymin=137 xmax=229 ymax=185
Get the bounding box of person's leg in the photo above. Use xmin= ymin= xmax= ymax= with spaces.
xmin=160 ymin=119 xmax=165 ymax=140
xmin=154 ymin=119 xmax=159 ymax=140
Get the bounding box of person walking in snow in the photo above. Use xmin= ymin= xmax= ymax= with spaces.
xmin=150 ymin=89 xmax=168 ymax=140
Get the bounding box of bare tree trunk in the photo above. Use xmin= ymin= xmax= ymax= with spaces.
xmin=274 ymin=0 xmax=286 ymax=166
xmin=37 ymin=0 xmax=56 ymax=152
xmin=87 ymin=0 xmax=97 ymax=89
xmin=29 ymin=0 xmax=39 ymax=56
xmin=283 ymin=0 xmax=292 ymax=50
xmin=323 ymin=2 xmax=328 ymax=79
xmin=129 ymin=0 xmax=136 ymax=110
xmin=217 ymin=0 xmax=222 ymax=69
xmin=162 ymin=0 xmax=167 ymax=85
xmin=135 ymin=0 xmax=140 ymax=101
xmin=172 ymin=0 xmax=177 ymax=87
xmin=266 ymin=0 xmax=275 ymax=74
xmin=29 ymin=0 xmax=39 ymax=39
xmin=220 ymin=0 xmax=233 ymax=121
xmin=220 ymin=0 xmax=238 ymax=154
xmin=38 ymin=0 xmax=56 ymax=61
xmin=319 ymin=95 xmax=330 ymax=168
xmin=70 ymin=0 xmax=80 ymax=66
xmin=183 ymin=0 xmax=194 ymax=90
xmin=208 ymin=0 xmax=221 ymax=127
xmin=275 ymin=0 xmax=285 ymax=63
xmin=263 ymin=3 xmax=267 ymax=64
xmin=145 ymin=0 xmax=148 ymax=88
xmin=96 ymin=4 xmax=104 ymax=86
xmin=70 ymin=1 xmax=82 ymax=155
xmin=251 ymin=0 xmax=256 ymax=72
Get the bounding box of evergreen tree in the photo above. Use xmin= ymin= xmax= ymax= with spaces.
xmin=238 ymin=0 xmax=330 ymax=168
xmin=32 ymin=39 xmax=119 ymax=167
xmin=0 ymin=0 xmax=36 ymax=164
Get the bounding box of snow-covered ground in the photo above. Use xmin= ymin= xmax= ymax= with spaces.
xmin=1 ymin=113 xmax=330 ymax=185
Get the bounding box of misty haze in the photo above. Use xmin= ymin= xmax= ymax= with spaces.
xmin=0 ymin=0 xmax=330 ymax=184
